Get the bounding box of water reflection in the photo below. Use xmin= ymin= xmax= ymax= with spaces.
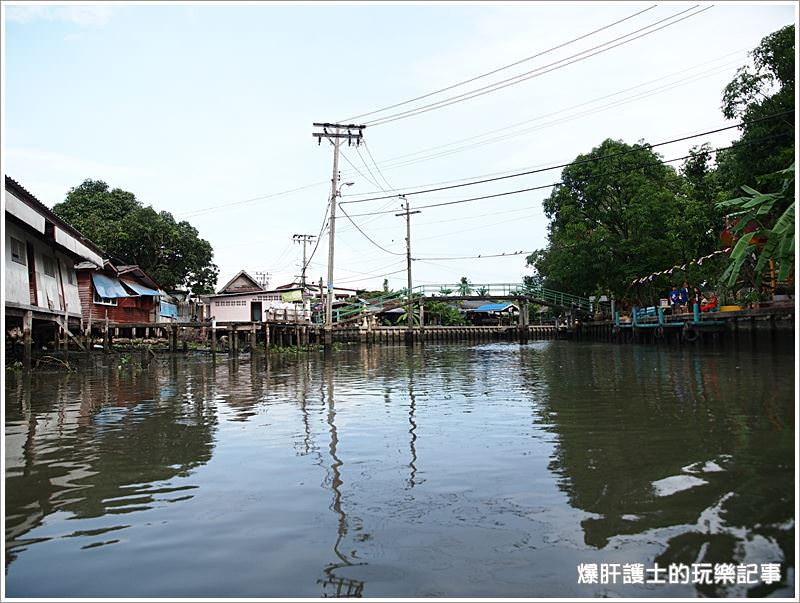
xmin=317 ymin=355 xmax=365 ymax=597
xmin=526 ymin=342 xmax=794 ymax=596
xmin=4 ymin=340 xmax=795 ymax=598
xmin=5 ymin=360 xmax=218 ymax=570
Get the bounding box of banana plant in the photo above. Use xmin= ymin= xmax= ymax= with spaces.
xmin=717 ymin=163 xmax=795 ymax=287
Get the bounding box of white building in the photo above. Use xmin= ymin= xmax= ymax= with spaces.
xmin=206 ymin=271 xmax=308 ymax=323
xmin=5 ymin=177 xmax=104 ymax=342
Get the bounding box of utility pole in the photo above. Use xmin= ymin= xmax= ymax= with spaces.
xmin=396 ymin=196 xmax=421 ymax=333
xmin=313 ymin=123 xmax=365 ymax=344
xmin=293 ymin=234 xmax=316 ymax=289
xmin=254 ymin=271 xmax=271 ymax=290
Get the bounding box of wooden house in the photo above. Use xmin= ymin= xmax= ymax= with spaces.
xmin=5 ymin=176 xmax=104 ymax=352
xmin=75 ymin=261 xmax=164 ymax=333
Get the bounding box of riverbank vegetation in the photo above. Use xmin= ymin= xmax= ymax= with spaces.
xmin=527 ymin=24 xmax=794 ymax=304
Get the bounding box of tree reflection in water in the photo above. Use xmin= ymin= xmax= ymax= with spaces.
xmin=523 ymin=341 xmax=794 ymax=597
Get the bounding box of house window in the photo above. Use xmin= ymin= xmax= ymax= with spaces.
xmin=66 ymin=269 xmax=75 ymax=285
xmin=10 ymin=237 xmax=25 ymax=265
xmin=94 ymin=290 xmax=118 ymax=306
xmin=43 ymin=256 xmax=56 ymax=277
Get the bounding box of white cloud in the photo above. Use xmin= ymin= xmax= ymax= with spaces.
xmin=5 ymin=4 xmax=114 ymax=27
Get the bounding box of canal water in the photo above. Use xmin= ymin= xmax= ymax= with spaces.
xmin=4 ymin=339 xmax=795 ymax=598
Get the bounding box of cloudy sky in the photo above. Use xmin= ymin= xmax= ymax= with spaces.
xmin=2 ymin=1 xmax=796 ymax=292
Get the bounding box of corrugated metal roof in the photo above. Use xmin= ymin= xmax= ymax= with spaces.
xmin=91 ymin=273 xmax=132 ymax=298
xmin=473 ymin=303 xmax=515 ymax=312
xmin=123 ymin=281 xmax=161 ymax=296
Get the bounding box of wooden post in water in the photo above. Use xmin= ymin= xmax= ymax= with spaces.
xmin=22 ymin=310 xmax=33 ymax=369
xmin=250 ymin=323 xmax=257 ymax=352
xmin=103 ymin=311 xmax=110 ymax=353
xmin=86 ymin=312 xmax=93 ymax=353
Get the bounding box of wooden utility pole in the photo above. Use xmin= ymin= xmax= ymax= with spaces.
xmin=396 ymin=196 xmax=421 ymax=333
xmin=313 ymin=123 xmax=365 ymax=345
xmin=293 ymin=233 xmax=316 ymax=289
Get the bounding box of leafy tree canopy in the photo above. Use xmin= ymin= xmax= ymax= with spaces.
xmin=528 ymin=139 xmax=722 ymax=299
xmin=719 ymin=24 xmax=794 ymax=193
xmin=54 ymin=179 xmax=219 ymax=293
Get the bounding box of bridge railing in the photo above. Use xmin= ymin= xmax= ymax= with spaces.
xmin=333 ymin=288 xmax=410 ymax=323
xmin=418 ymin=283 xmax=593 ymax=311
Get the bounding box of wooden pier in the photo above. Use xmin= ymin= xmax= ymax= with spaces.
xmin=6 ymin=302 xmax=794 ymax=367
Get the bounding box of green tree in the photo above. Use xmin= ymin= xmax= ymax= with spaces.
xmin=458 ymin=276 xmax=472 ymax=295
xmin=53 ymin=179 xmax=218 ymax=293
xmin=424 ymin=301 xmax=467 ymax=326
xmin=675 ymin=144 xmax=726 ymax=260
xmin=528 ymin=139 xmax=689 ymax=299
xmin=719 ymin=24 xmax=794 ymax=194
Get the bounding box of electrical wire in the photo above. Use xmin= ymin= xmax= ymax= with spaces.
xmin=366 ymin=6 xmax=712 ymax=127
xmin=343 ymin=130 xmax=794 ymax=218
xmin=302 ymin=201 xmax=330 ymax=276
xmin=335 ymin=267 xmax=409 ymax=286
xmin=413 ymin=251 xmax=532 ymax=261
xmin=340 ymin=4 xmax=658 ymax=123
xmin=339 ymin=49 xmax=747 ymax=180
xmin=338 ymin=204 xmax=405 ymax=256
xmin=339 ymin=150 xmax=382 ymax=189
xmin=344 ymin=59 xmax=743 ymax=177
xmin=340 ymin=110 xmax=793 ymax=205
xmin=179 ymin=180 xmax=327 ymax=218
xmin=363 ymin=141 xmax=398 ymax=192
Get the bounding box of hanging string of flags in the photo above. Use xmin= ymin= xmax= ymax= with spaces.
xmin=630 ymin=248 xmax=732 ymax=285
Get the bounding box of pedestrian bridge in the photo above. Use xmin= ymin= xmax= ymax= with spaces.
xmin=333 ymin=283 xmax=597 ymax=324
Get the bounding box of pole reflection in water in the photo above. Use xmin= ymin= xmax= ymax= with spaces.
xmin=405 ymin=347 xmax=419 ymax=489
xmin=318 ymin=354 xmax=365 ymax=598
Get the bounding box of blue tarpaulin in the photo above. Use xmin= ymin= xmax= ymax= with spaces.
xmin=473 ymin=303 xmax=515 ymax=312
xmin=160 ymin=301 xmax=178 ymax=318
xmin=122 ymin=280 xmax=161 ymax=296
xmin=91 ymin=273 xmax=132 ymax=298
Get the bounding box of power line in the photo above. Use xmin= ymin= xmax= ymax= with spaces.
xmin=179 ymin=180 xmax=327 ymax=218
xmin=342 ymin=56 xmax=743 ymax=178
xmin=343 ymin=130 xmax=794 ymax=218
xmin=302 ymin=200 xmax=330 ymax=276
xmin=340 ymin=5 xmax=658 ymax=123
xmin=338 ymin=204 xmax=405 ymax=256
xmin=413 ymin=251 xmax=532 ymax=261
xmin=366 ymin=5 xmax=712 ymax=127
xmin=340 ymin=48 xmax=746 ymax=178
xmin=339 ymin=149 xmax=382 ymax=189
xmin=363 ymin=141 xmax=400 ymax=193
xmin=335 ymin=267 xmax=408 ymax=286
xmin=355 ymin=145 xmax=387 ymax=193
xmin=340 ymin=111 xmax=793 ymax=205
